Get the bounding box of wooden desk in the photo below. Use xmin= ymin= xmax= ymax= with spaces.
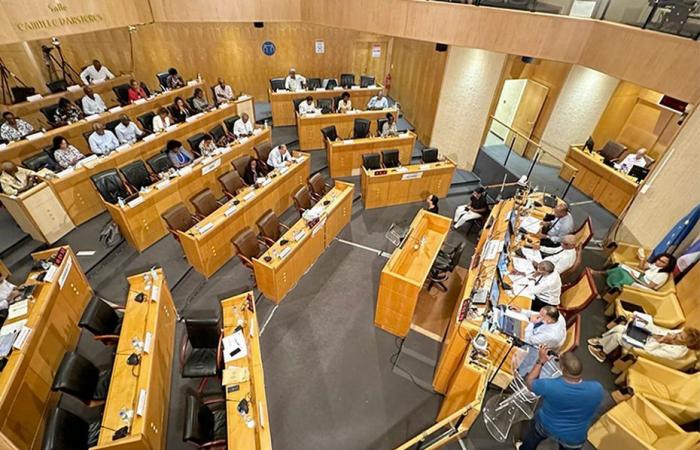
xmin=375 ymin=210 xmax=452 ymax=337
xmin=94 ymin=268 xmax=176 ymax=450
xmin=296 ymin=109 xmax=397 ymax=151
xmin=361 ymin=158 xmax=456 ymax=210
xmin=221 ymin=292 xmax=272 ymax=450
xmin=559 ymin=145 xmax=638 ymax=216
xmin=268 ymin=85 xmax=383 ymax=126
xmin=0 ymin=181 xmax=75 ymax=243
xmin=48 ymin=103 xmax=240 ymax=226
xmin=178 ymin=153 xmax=310 ymax=278
xmin=105 ymin=128 xmax=272 ymax=252
xmin=0 ymin=82 xmax=204 ymax=165
xmin=0 ymin=246 xmax=91 ymax=450
xmin=325 ymin=132 xmax=415 ymax=178
xmin=253 ymin=181 xmax=354 ymax=303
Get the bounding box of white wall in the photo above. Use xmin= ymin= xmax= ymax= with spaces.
xmin=429 ymin=47 xmax=506 ymax=169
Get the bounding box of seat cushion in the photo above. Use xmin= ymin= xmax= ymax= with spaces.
xmin=94 ymin=367 xmax=113 ymax=401
xmin=606 ymin=401 xmax=658 ymax=445
xmin=183 ymin=348 xmax=218 ymax=378
xmin=212 ymin=407 xmax=228 ymax=441
xmin=628 ymin=370 xmax=671 ymax=399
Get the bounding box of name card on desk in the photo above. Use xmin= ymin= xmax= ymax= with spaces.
xmin=243 ymin=191 xmax=256 ymax=201
xmin=109 ymin=106 xmax=123 ymax=113
xmin=0 ymin=143 xmax=6 ymax=150
xmin=187 ymin=80 xmax=198 ymax=87
xmin=342 ymin=140 xmax=354 ymax=145
xmin=293 ymin=230 xmax=306 ymax=242
xmin=237 ymin=95 xmax=250 ymax=101
xmin=239 ymin=137 xmax=249 ymax=144
xmin=127 ymin=196 xmax=144 ymax=208
xmin=279 ymin=247 xmax=292 ymax=259
xmin=85 ymin=114 xmax=101 ymax=122
xmin=201 ymin=158 xmax=221 ymax=175
xmin=155 ymin=179 xmax=170 ymax=190
xmin=419 ymin=164 xmax=432 ymax=170
xmin=67 ymin=84 xmax=82 ymax=92
xmin=369 ymin=84 xmax=378 ymax=88
xmin=13 ymin=326 xmax=31 ymax=350
xmin=137 ymin=389 xmax=147 ymax=416
xmin=275 ymin=89 xmax=288 ymax=93
xmin=26 ymin=94 xmax=44 ymax=102
xmin=253 ymin=128 xmax=262 ymax=136
xmin=350 ymin=85 xmax=360 ymax=90
xmin=178 ymin=166 xmax=193 ymax=176
xmin=144 ymin=332 xmax=153 ymax=353
xmin=133 ymin=98 xmax=147 ymax=105
xmin=143 ymin=133 xmax=157 ymax=142
xmin=333 ymin=86 xmax=343 ymax=90
xmin=224 ymin=205 xmax=237 ymax=217
xmin=197 ymin=223 xmax=214 ymax=234
xmin=79 ymin=154 xmax=100 ymax=169
xmin=315 ymin=87 xmax=325 ymax=92
xmin=116 ymin=143 xmax=131 ymax=153
xmin=401 ymin=172 xmax=423 ymax=181
xmin=25 ymin=132 xmax=45 ymax=141
xmin=56 ymin=167 xmax=74 ymax=178
xmin=279 ymin=166 xmax=288 ymax=174
xmin=165 ymin=124 xmax=178 ymax=132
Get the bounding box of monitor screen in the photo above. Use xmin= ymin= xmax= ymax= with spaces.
xmin=489 ymin=278 xmax=501 ymax=306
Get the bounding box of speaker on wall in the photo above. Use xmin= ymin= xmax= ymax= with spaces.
xmin=254 ymin=22 xmax=264 ymax=28
xmin=435 ymin=43 xmax=448 ymax=52
xmin=521 ymin=56 xmax=535 ymax=64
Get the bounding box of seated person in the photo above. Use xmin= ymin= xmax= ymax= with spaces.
xmin=52 ymin=136 xmax=85 ymax=169
xmin=171 ymin=96 xmax=193 ymax=123
xmin=616 ymin=148 xmax=648 ymax=174
xmin=267 ymin=144 xmax=292 ymax=170
xmin=381 ymin=113 xmax=398 ymax=137
xmin=336 ymin=92 xmax=352 ymax=113
xmin=166 ymin=140 xmax=194 ymax=168
xmin=453 ymin=186 xmax=489 ymax=229
xmin=152 ymin=107 xmax=173 ymax=133
xmin=527 ymin=234 xmax=577 ymax=274
xmin=53 ymin=97 xmax=84 ymax=126
xmin=81 ymin=86 xmax=107 ymax=115
xmin=0 ymin=161 xmax=40 ymax=195
xmin=88 ymin=122 xmax=120 ymax=156
xmin=233 ymin=112 xmax=254 ymax=138
xmin=539 ymin=203 xmax=574 ymax=248
xmin=284 ymin=68 xmax=306 ymax=92
xmin=127 ymin=79 xmax=148 ymax=102
xmin=0 ymin=273 xmax=25 ymax=327
xmin=509 ymin=305 xmax=566 ymax=375
xmin=588 ymin=321 xmax=700 ymax=363
xmin=0 ymin=112 xmax=34 ymax=142
xmin=425 ymin=194 xmax=439 ymax=214
xmin=165 ymin=67 xmax=185 ymax=90
xmin=191 ymin=88 xmax=213 ymax=112
xmin=298 ymin=96 xmax=319 ymax=115
xmin=80 ymin=59 xmax=115 ymax=84
xmin=198 ymin=134 xmax=224 ymax=157
xmin=115 ymin=114 xmax=145 ymax=144
xmin=367 ymin=90 xmax=389 ymax=110
xmin=529 ymin=261 xmax=561 ymax=311
xmin=213 ymin=77 xmax=234 ymax=103
xmin=244 ymin=158 xmax=268 ymax=185
xmin=593 ymin=252 xmax=675 ymax=292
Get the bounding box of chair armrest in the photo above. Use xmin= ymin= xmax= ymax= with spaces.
xmin=237 ymin=254 xmax=254 ymax=268
xmin=94 ymin=334 xmax=120 ymax=344
xmin=200 ymin=439 xmax=227 ymax=449
xmin=179 ymin=332 xmax=189 ymax=368
xmin=216 ymin=330 xmax=223 ymax=369
xmin=279 ymin=223 xmax=290 ymax=231
xmin=631 ymin=357 xmax=689 ymax=382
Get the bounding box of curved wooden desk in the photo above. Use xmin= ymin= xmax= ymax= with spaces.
xmin=296 ymin=109 xmax=397 ymax=151
xmin=325 ymin=132 xmax=415 ymax=178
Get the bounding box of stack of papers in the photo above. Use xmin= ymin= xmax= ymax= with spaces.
xmin=8 ymin=300 xmax=28 ymax=320
xmin=222 ymin=330 xmax=248 ymax=363
xmin=222 ymin=367 xmax=249 ymax=385
xmin=520 ymin=216 xmax=541 ymax=234
xmin=521 ymin=248 xmax=542 ymax=263
xmin=512 ymin=257 xmax=536 ymax=275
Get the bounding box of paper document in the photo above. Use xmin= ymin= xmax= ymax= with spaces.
xmin=520 ymin=216 xmax=541 ymax=234
xmin=512 ymin=257 xmax=536 ymax=275
xmin=8 ymin=300 xmax=28 ymax=320
xmin=222 ymin=330 xmax=248 ymax=363
xmin=504 ymin=308 xmax=529 ymax=323
xmin=222 ymin=367 xmax=249 ymax=385
xmin=521 ymin=248 xmax=542 ymax=263
xmin=621 ymin=265 xmax=642 ymax=279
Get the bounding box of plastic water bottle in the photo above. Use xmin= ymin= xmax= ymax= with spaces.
xmin=117 ymin=196 xmax=125 ymax=208
xmin=264 ymin=120 xmax=268 ymax=130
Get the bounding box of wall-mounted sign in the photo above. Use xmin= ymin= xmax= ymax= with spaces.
xmin=372 ymin=44 xmax=381 ymax=59
xmin=262 ymin=41 xmax=276 ymax=56
xmin=315 ymin=39 xmax=325 ymax=54
xmin=13 ymin=1 xmax=104 ymax=32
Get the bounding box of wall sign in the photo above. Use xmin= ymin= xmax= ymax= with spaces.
xmin=262 ymin=41 xmax=276 ymax=56
xmin=372 ymin=44 xmax=381 ymax=59
xmin=315 ymin=39 xmax=325 ymax=54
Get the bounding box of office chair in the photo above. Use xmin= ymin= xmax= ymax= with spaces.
xmin=377 ymin=118 xmax=388 ymax=134
xmin=382 ymin=149 xmax=400 ymax=168
xmin=307 ymin=78 xmax=322 ymax=90
xmin=162 ymin=203 xmax=198 ymax=241
xmin=333 ymin=96 xmax=343 ymax=108
xmin=22 ymin=152 xmax=60 ymax=172
xmin=292 ymin=185 xmax=313 ymax=216
xmin=105 ymin=119 xmax=121 ymax=134
xmin=256 ymin=209 xmax=289 ymax=245
xmin=78 ymin=296 xmax=124 ymax=346
xmin=112 ymin=83 xmax=130 ymax=106
xmin=156 ymin=71 xmax=169 ymax=89
xmin=421 ymin=147 xmax=439 ymax=163
xmin=362 ymin=153 xmax=381 ymax=170
xmin=82 ymin=130 xmax=94 ymax=148
xmin=138 ymin=111 xmax=156 ymax=132
xmin=254 ymin=142 xmax=273 ymax=165
xmin=41 ymin=406 xmax=101 ymax=450
xmin=187 ymin=133 xmax=207 ymax=155
xmin=51 ymin=352 xmax=112 ymax=405
xmin=318 ymin=98 xmax=333 ymax=114
xmin=190 ymin=188 xmax=223 ymax=219
xmin=231 ymin=155 xmax=251 ymax=179
xmin=223 ymin=115 xmax=240 ymax=134
xmin=352 ymin=118 xmax=370 ymax=139
xmin=292 ymin=98 xmax=305 ymax=113
xmin=186 ymin=96 xmax=197 ymax=111
xmin=558 ymin=268 xmax=598 ymax=321
xmin=321 ymin=125 xmax=338 ymax=142
xmin=269 ymin=78 xmax=286 ymax=91
xmin=598 ymin=140 xmax=626 ymax=161
xmin=324 ymin=78 xmax=338 ymax=90
xmin=120 ymin=160 xmax=155 ymax=191
xmin=180 ymin=318 xmax=221 ymax=393
xmin=231 ymin=227 xmax=268 ymax=282
xmin=46 ymin=79 xmax=68 ymax=94
xmin=427 ymin=242 xmax=465 ymax=292
xmin=91 ymin=169 xmax=131 ymax=204
xmin=360 ymin=75 xmax=375 ymax=88
xmin=146 ymin=152 xmax=174 ymax=175
xmin=218 ymin=171 xmax=248 ymax=199
xmin=182 ymin=392 xmax=227 ymax=449
xmin=308 ymin=173 xmax=332 ymax=201
xmin=340 ymin=73 xmax=355 ymax=88
xmin=40 ymin=104 xmax=61 ymax=126
xmin=208 ymin=124 xmax=225 ymax=143
xmin=10 ymin=86 xmax=35 ymax=104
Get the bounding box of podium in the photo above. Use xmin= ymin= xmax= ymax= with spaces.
xmin=0 ymin=182 xmax=74 ymax=243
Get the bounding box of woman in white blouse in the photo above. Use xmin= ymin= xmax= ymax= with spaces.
xmin=593 ymin=252 xmax=675 ymax=291
xmin=152 ymin=107 xmax=173 ymax=133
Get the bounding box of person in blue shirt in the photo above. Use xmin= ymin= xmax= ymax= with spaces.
xmin=518 ymin=346 xmax=604 ymax=450
xmin=166 ymin=139 xmax=194 ymax=169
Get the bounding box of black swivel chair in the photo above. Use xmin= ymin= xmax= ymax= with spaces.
xmin=292 ymin=98 xmax=305 ymax=113
xmin=362 ymin=153 xmax=381 ymax=170
xmin=156 ymin=71 xmax=169 ymax=89
xmin=269 ymin=78 xmax=286 ymax=91
xmin=208 ymin=124 xmax=225 ymax=143
xmin=120 ymin=160 xmax=155 ymax=190
xmin=40 ymin=104 xmax=61 ymax=126
xmin=324 ymin=78 xmax=338 ymax=90
xmin=321 ymin=125 xmax=338 ymax=142
xmin=427 ymin=242 xmax=465 ymax=292
xmin=421 ymin=148 xmax=439 ymax=163
xmin=187 ymin=133 xmax=207 ymax=155
xmin=105 ymin=119 xmax=121 ymax=134
xmin=51 ymin=352 xmax=112 ymax=405
xmin=112 ymin=84 xmax=130 ymax=106
xmin=186 ymin=96 xmax=197 ymax=111
xmin=46 ymin=79 xmax=68 ymax=94
xmin=180 ymin=318 xmax=221 ymax=393
xmin=138 ymin=112 xmax=156 ymax=132
xmin=41 ymin=407 xmax=101 ymax=450
xmin=182 ymin=392 xmax=227 ymax=449
xmin=340 ymin=73 xmax=355 ymax=88
xmin=382 ymin=149 xmax=400 ymax=168
xmin=78 ymin=296 xmax=124 ymax=346
xmin=307 ymin=78 xmax=322 ymax=90
xmin=377 ymin=118 xmax=388 ymax=134
xmin=352 ymin=118 xmax=370 ymax=139
xmin=223 ymin=115 xmax=240 ymax=134
xmin=147 ymin=152 xmax=174 ymax=175
xmin=360 ymin=75 xmax=376 ymax=88
xmin=317 ymin=98 xmax=333 ymax=113
xmin=22 ymin=152 xmax=60 ymax=172
xmin=91 ymin=169 xmax=130 ymax=204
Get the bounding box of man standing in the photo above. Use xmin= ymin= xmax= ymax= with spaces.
xmin=81 ymin=86 xmax=107 ymax=115
xmin=233 ymin=113 xmax=254 ymax=138
xmin=539 ymin=203 xmax=574 ymax=247
xmin=284 ymin=68 xmax=306 ymax=92
xmin=88 ymin=123 xmax=120 ymax=155
xmin=80 ymin=59 xmax=115 ymax=84
xmin=518 ymin=349 xmax=604 ymax=450
xmin=267 ymin=144 xmax=292 ymax=170
xmin=214 ymin=77 xmax=234 ymax=103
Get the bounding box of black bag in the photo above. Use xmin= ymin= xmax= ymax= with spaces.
xmin=99 ymin=221 xmax=122 ymax=247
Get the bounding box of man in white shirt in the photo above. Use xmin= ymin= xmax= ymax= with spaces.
xmin=616 ymin=148 xmax=648 ymax=174
xmin=114 ymin=114 xmax=145 ymax=144
xmin=540 ymin=203 xmax=574 ymax=247
xmin=528 ymin=235 xmax=577 ymax=274
xmin=88 ymin=123 xmax=120 ymax=155
xmin=80 ymin=59 xmax=115 ymax=85
xmin=510 ymin=305 xmax=567 ymax=375
xmin=267 ymin=144 xmax=292 ymax=170
xmin=232 ymin=113 xmax=254 ymax=138
xmin=367 ymin=91 xmax=389 ymax=110
xmin=80 ymin=86 xmax=107 ymax=115
xmin=529 ymin=261 xmax=562 ymax=310
xmin=284 ymin=68 xmax=306 ymax=92
xmin=298 ymin=96 xmax=319 ymax=115
xmin=0 ymin=274 xmax=22 ymax=326
xmin=213 ymin=77 xmax=234 ymax=103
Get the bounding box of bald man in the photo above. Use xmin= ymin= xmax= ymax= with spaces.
xmin=530 ymin=234 xmax=577 ymax=274
xmin=616 ymin=148 xmax=648 ymax=174
xmin=232 ymin=113 xmax=254 ymax=138
xmin=0 ymin=161 xmax=39 ymax=195
xmin=284 ymin=68 xmax=306 ymax=92
xmin=88 ymin=123 xmax=119 ymax=155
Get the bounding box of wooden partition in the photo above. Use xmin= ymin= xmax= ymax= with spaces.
xmin=325 ymin=131 xmax=415 ymax=178
xmin=297 ymin=109 xmax=397 ymax=151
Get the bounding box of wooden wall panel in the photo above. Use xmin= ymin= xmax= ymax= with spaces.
xmin=389 ymin=38 xmax=447 ymax=144
xmin=150 ymin=0 xmax=301 ymax=22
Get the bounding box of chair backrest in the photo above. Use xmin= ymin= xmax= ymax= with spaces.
xmin=559 ymin=268 xmax=598 ymax=319
xmin=353 ymin=118 xmax=370 ymax=139
xmin=156 ymin=71 xmax=169 ymax=89
xmin=147 ymin=152 xmax=173 ymax=174
xmin=184 ymin=318 xmax=219 ymax=349
xmin=82 ymin=131 xmax=93 ymax=147
xmin=187 ymin=132 xmax=207 ymax=154
xmin=269 ymin=78 xmax=286 ymax=91
xmin=218 ymin=171 xmax=247 ymax=196
xmin=293 ymin=185 xmax=312 ymax=212
xmin=422 ymin=148 xmax=439 ymax=163
xmin=377 ymin=118 xmax=388 ymax=133
xmin=90 ymin=169 xmax=128 ymax=204
xmin=209 ymin=124 xmax=225 ymax=142
xmin=190 ymin=188 xmax=219 ymax=217
xmin=449 ymin=242 xmax=466 ymax=270
xmin=112 ymin=83 xmax=130 ymax=105
xmin=573 ymin=217 xmax=594 ymax=249
xmin=183 ymin=393 xmax=215 ymax=445
xmin=46 ymin=79 xmax=68 ymax=94
xmin=232 ymin=227 xmax=262 ymax=259
xmin=255 ymin=141 xmax=273 ymax=163
xmin=324 ymin=78 xmax=338 ymax=90
xmin=307 ymin=78 xmax=321 ymax=90
xmin=42 ymin=407 xmax=91 ymax=450
xmin=137 ymin=111 xmax=156 ymax=132
xmin=308 ymin=173 xmax=329 ymax=198
xmin=362 ymin=153 xmax=381 ymax=170
xmin=560 ymin=247 xmax=583 ymax=282
xmin=51 ymin=352 xmax=99 ymax=402
xmin=382 ymin=149 xmax=400 ymax=168
xmin=78 ymin=297 xmax=120 ymax=337
xmin=185 ymin=96 xmax=196 ymax=110
xmin=318 ymin=98 xmax=333 ymax=113
xmin=232 ymin=155 xmax=251 ymax=179
xmin=360 ymin=75 xmax=375 ymax=87
xmin=333 ymin=96 xmax=343 ymax=107
xmin=40 ymin=104 xmax=60 ymax=124
xmin=599 ymin=140 xmax=626 ymax=160
xmin=293 ymin=98 xmax=305 ymax=112
xmin=162 ymin=203 xmax=197 ymax=233
xmin=340 ymin=73 xmax=355 ymax=87
xmin=223 ymin=115 xmax=240 ymax=134
xmin=256 ymin=209 xmax=282 ymax=242
xmin=321 ymin=125 xmax=338 ymax=142
xmin=105 ymin=119 xmax=121 ymax=134
xmin=120 ymin=160 xmax=152 ymax=190
xmin=560 ymin=314 xmax=581 ymax=353
xmin=22 ymin=152 xmax=59 ymax=172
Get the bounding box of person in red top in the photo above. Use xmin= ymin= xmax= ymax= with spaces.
xmin=127 ymin=79 xmax=148 ymax=103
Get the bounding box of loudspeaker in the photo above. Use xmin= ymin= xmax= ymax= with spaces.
xmin=521 ymin=56 xmax=535 ymax=64
xmin=254 ymin=22 xmax=264 ymax=28
xmin=435 ymin=43 xmax=448 ymax=52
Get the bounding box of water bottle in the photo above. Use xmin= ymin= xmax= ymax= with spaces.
xmin=117 ymin=196 xmax=125 ymax=208
xmin=197 ymin=73 xmax=202 ymax=83
xmin=264 ymin=120 xmax=268 ymax=130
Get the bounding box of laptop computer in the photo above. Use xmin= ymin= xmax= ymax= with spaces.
xmin=628 ymin=165 xmax=650 ymax=182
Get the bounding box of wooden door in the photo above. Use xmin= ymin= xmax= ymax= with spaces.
xmin=508 ymin=80 xmax=548 ymax=155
